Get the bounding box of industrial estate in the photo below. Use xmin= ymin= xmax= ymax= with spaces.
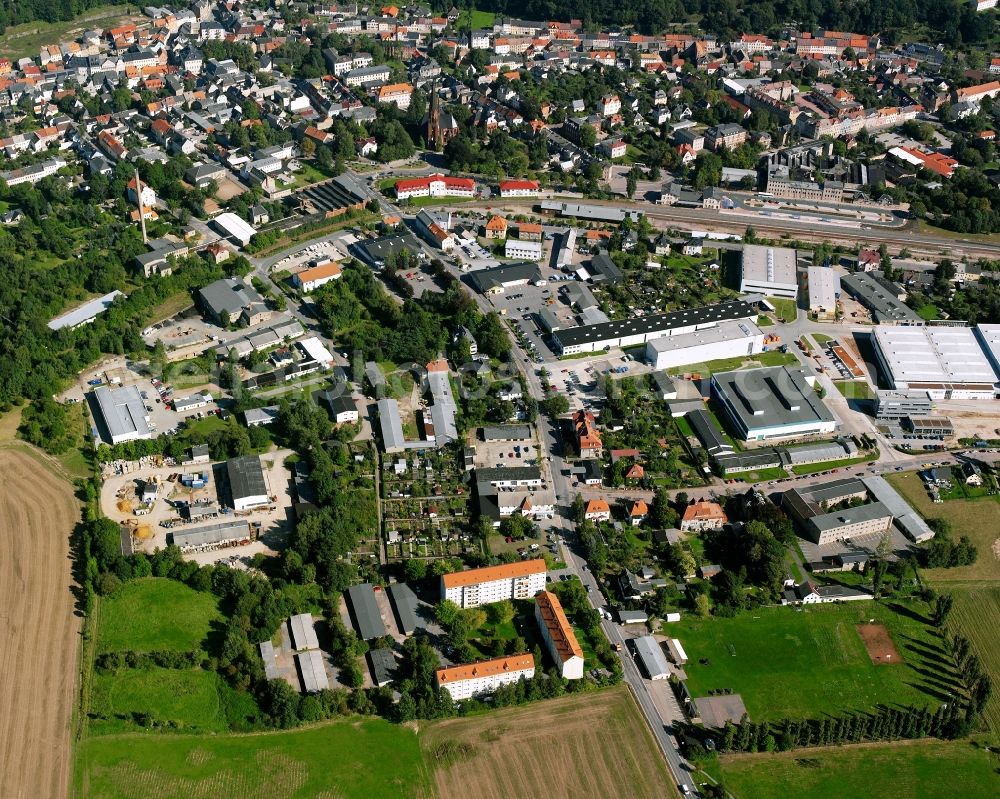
xmin=2 ymin=1 xmax=1000 ymax=799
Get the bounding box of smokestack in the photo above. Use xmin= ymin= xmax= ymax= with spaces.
xmin=134 ymin=166 xmax=148 ymax=244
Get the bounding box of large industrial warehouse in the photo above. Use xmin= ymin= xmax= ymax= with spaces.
xmin=91 ymin=385 xmax=152 ymax=445
xmin=551 ymin=300 xmax=759 ymax=355
xmin=739 ymin=244 xmax=798 ymax=298
xmin=645 ymin=318 xmax=765 ymax=370
xmin=871 ymin=325 xmax=999 ymax=400
xmin=712 ymin=365 xmax=838 ymax=441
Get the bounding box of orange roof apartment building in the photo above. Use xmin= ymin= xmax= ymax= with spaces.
xmin=435 ymin=654 xmax=535 ymax=700
xmin=440 ymin=559 xmax=547 ymax=608
xmin=534 ymin=591 xmax=584 ymax=679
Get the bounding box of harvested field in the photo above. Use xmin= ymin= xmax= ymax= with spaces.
xmin=0 ymin=447 xmax=81 ymax=799
xmin=857 ymin=623 xmax=902 ymax=666
xmin=421 ymin=687 xmax=676 ymax=799
xmin=951 ymin=587 xmax=1000 ymax=736
xmin=886 ymin=472 xmax=1000 ymax=583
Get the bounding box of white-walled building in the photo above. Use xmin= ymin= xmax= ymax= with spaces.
xmin=807 ymin=266 xmax=839 ymax=319
xmin=395 ymin=173 xmax=475 ymax=200
xmin=441 ymin=559 xmax=547 ymax=608
xmin=552 ymin=300 xmax=758 ymax=356
xmin=92 ymin=385 xmax=152 ymax=445
xmin=872 ymin=325 xmax=998 ymax=400
xmin=740 ymin=244 xmax=798 ymax=298
xmin=499 ymin=179 xmax=540 ymax=197
xmin=535 ymin=591 xmax=584 ymax=679
xmin=505 ymin=238 xmax=543 ymax=261
xmin=297 ymin=336 xmax=334 ymax=367
xmin=645 ymin=319 xmax=765 ymax=370
xmin=226 ymin=455 xmax=269 ymax=511
xmin=712 ymin=365 xmax=839 ymax=441
xmin=293 ymin=261 xmax=342 ymax=292
xmin=435 ymin=654 xmax=535 ymax=700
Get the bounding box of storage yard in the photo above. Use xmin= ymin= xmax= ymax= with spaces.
xmin=99 ymin=453 xmax=294 ymax=562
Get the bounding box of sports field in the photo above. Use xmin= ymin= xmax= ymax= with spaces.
xmin=717 ymin=739 xmax=1000 ymax=799
xmin=96 ymin=577 xmax=223 ymax=654
xmin=670 ymin=602 xmax=949 ymax=720
xmin=74 ymin=718 xmax=431 ymax=799
xmin=951 ymin=586 xmax=1000 ymax=736
xmin=887 ymin=472 xmax=1000 ymax=583
xmin=0 ymin=445 xmax=81 ymax=799
xmin=421 ymin=687 xmax=676 ymax=799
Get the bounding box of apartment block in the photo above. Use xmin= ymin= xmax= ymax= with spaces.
xmin=435 ymin=654 xmax=535 ymax=700
xmin=440 ymin=559 xmax=547 ymax=608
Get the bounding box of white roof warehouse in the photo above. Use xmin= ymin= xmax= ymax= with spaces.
xmin=91 ymin=385 xmax=152 ymax=445
xmin=552 ymin=300 xmax=759 ymax=355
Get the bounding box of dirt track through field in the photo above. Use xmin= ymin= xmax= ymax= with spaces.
xmin=0 ymin=448 xmax=81 ymax=799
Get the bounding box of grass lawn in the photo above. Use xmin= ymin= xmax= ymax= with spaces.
xmin=146 ymin=290 xmax=194 ymax=324
xmin=717 ymin=739 xmax=1000 ymax=799
xmin=179 ymin=414 xmax=226 ymax=436
xmin=812 ymin=333 xmax=834 ymax=345
xmin=832 ymin=380 xmax=875 ymax=401
xmin=97 ymin=578 xmax=223 ymax=654
xmin=74 ymin=718 xmax=430 ymax=799
xmin=0 ymin=5 xmax=142 ymax=59
xmin=669 ymin=601 xmax=949 ymax=721
xmin=915 ymin=220 xmax=1000 ymax=244
xmin=665 ymin=351 xmax=797 ymax=377
xmin=457 ymin=8 xmax=496 ymax=29
xmin=917 ymin=303 xmax=940 ymax=321
xmin=768 ymin=297 xmax=798 ymax=322
xmin=756 ymin=314 xmax=774 ymax=327
xmin=90 ymin=667 xmax=228 ymax=735
xmin=887 ymin=472 xmax=1000 ymax=583
xmin=289 ymin=162 xmax=336 ymax=189
xmin=403 ymin=195 xmax=477 ymax=209
xmin=790 ymin=454 xmax=875 ymax=476
xmin=950 ymin=586 xmax=1000 ymax=736
xmin=739 ymin=466 xmax=789 ymax=482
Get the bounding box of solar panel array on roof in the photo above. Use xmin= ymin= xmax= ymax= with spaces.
xmin=299 ymin=175 xmax=367 ymax=213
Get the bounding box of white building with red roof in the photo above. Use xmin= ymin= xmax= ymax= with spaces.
xmin=395 ymin=173 xmax=476 ymax=200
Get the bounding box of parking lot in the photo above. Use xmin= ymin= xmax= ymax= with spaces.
xmin=473 ymin=435 xmax=542 ymax=469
